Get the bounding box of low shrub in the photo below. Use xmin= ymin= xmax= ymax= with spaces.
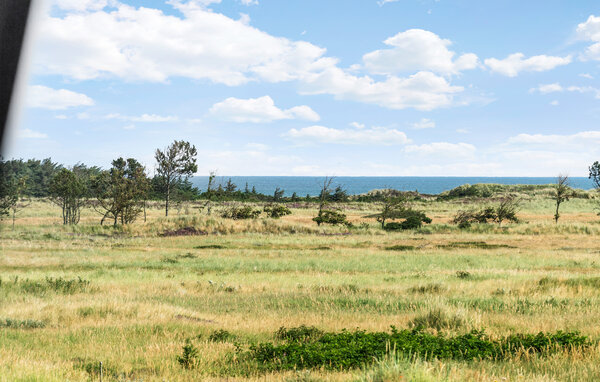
xmin=243 ymin=327 xmax=590 ymax=371
xmin=209 ymin=329 xmax=235 ymax=342
xmin=264 ymin=204 xmax=292 ymax=219
xmin=383 ymin=211 xmax=431 ymax=231
xmin=221 ymin=205 xmax=261 ymax=220
xmin=177 ymin=340 xmax=199 ymax=369
xmin=456 ymin=271 xmax=471 ymax=279
xmin=313 ymin=210 xmax=352 ymax=227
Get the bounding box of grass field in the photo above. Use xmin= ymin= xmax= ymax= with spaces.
xmin=2 ymin=194 xmax=600 ymax=381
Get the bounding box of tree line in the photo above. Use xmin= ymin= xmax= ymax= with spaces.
xmin=0 ymin=140 xmax=351 ymax=226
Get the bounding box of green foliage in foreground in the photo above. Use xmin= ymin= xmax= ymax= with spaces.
xmin=243 ymin=327 xmax=590 ymax=371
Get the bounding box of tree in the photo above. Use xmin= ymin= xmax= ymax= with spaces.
xmin=0 ymin=159 xmax=17 ymax=217
xmin=589 ymin=161 xmax=600 ymax=190
xmin=553 ymin=174 xmax=572 ymax=223
xmin=330 ymin=185 xmax=349 ymax=202
xmin=494 ymin=195 xmax=520 ymax=226
xmin=92 ymin=158 xmax=149 ymax=226
xmin=273 ymin=187 xmax=284 ymax=202
xmin=49 ymin=169 xmax=86 ymax=225
xmin=155 ymin=140 xmax=198 ymax=216
xmin=314 ymin=176 xmax=334 ymax=226
xmin=1 ymin=175 xmax=28 ymax=229
xmin=369 ymin=192 xmax=407 ymax=229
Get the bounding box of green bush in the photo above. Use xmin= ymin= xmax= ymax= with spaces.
xmin=383 ymin=210 xmax=431 ymax=231
xmin=221 ymin=205 xmax=261 ymax=220
xmin=177 ymin=340 xmax=199 ymax=369
xmin=209 ymin=329 xmax=235 ymax=342
xmin=243 ymin=327 xmax=590 ymax=371
xmin=313 ymin=210 xmax=351 ymax=227
xmin=264 ymin=204 xmax=292 ymax=219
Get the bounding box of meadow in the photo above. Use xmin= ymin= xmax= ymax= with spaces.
xmin=2 ymin=188 xmax=600 ymax=381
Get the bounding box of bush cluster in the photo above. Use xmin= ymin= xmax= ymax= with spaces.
xmin=220 ymin=205 xmax=261 ymax=220
xmin=263 ymin=204 xmax=292 ymax=219
xmin=244 ymin=326 xmax=590 ymax=371
xmin=384 ymin=211 xmax=432 ymax=231
xmin=312 ymin=210 xmax=352 ymax=227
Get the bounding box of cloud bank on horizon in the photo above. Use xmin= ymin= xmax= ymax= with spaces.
xmin=7 ymin=0 xmax=600 ymax=176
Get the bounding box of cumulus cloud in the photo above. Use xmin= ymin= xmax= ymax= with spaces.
xmin=209 ymin=96 xmax=320 ymax=123
xmin=26 ymin=85 xmax=94 ymax=110
xmin=299 ymin=70 xmax=464 ymax=110
xmin=577 ymin=15 xmax=600 ymax=61
xmin=411 ymin=118 xmax=435 ymax=129
xmin=484 ymin=53 xmax=571 ymax=77
xmin=363 ymin=29 xmax=479 ymax=76
xmin=285 ymin=125 xmax=410 ymax=145
xmin=35 ymin=2 xmax=468 ymax=111
xmin=530 ymin=83 xmax=563 ymax=94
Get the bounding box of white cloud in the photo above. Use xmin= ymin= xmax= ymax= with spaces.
xmin=285 ymin=125 xmax=410 ymax=145
xmin=530 ymin=83 xmax=563 ymax=94
xmin=484 ymin=53 xmax=571 ymax=77
xmin=507 ymin=131 xmax=600 ymax=145
xmin=577 ymin=15 xmax=600 ymax=61
xmin=349 ymin=122 xmax=365 ymax=129
xmin=550 ymin=100 xmax=559 ymax=106
xmin=240 ymin=0 xmax=258 ymax=5
xmin=51 ymin=0 xmax=117 ymax=12
xmin=123 ymin=124 xmax=136 ymax=130
xmin=363 ymin=29 xmax=479 ymax=76
xmin=36 ymin=2 xmax=330 ymax=85
xmin=105 ymin=113 xmax=179 ymax=122
xmin=530 ymin=83 xmax=600 ymax=99
xmin=404 ymin=142 xmax=476 ymax=157
xmin=580 ymin=73 xmax=594 ymax=79
xmin=26 ymin=85 xmax=94 ymax=110
xmin=209 ymin=96 xmax=320 ymax=123
xmin=18 ymin=128 xmax=48 ymax=139
xmin=411 ymin=118 xmax=435 ymax=129
xmin=35 ymin=2 xmax=468 ymax=111
xmin=299 ymin=70 xmax=464 ymax=110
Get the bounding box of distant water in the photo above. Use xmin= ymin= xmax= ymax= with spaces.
xmin=190 ymin=176 xmax=595 ymax=196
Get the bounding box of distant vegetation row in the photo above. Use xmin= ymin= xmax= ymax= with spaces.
xmin=2 ymin=140 xmax=600 ymax=230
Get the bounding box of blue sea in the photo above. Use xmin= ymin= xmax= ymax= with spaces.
xmin=191 ymin=176 xmax=595 ymax=196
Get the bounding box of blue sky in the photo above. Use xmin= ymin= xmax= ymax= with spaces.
xmin=6 ymin=0 xmax=600 ymax=176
